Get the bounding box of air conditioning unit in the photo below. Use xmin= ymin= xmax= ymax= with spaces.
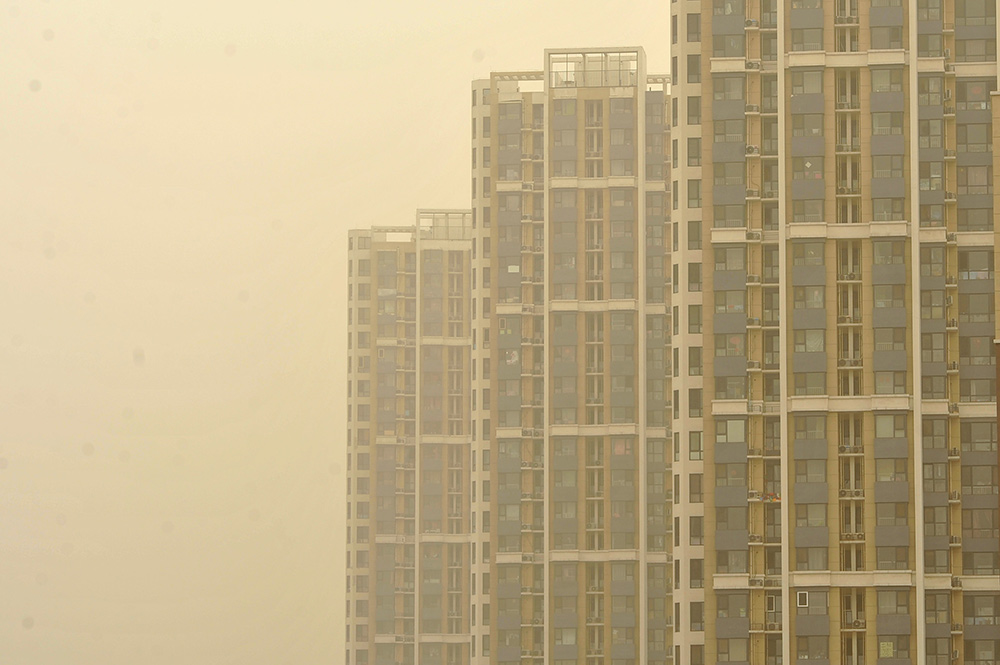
xmin=853 ymin=620 xmax=864 ymax=628
xmin=766 ymin=622 xmax=779 ymax=631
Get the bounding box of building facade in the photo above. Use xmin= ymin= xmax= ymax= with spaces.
xmin=345 ymin=211 xmax=475 ymax=665
xmin=668 ymin=2 xmax=999 ymax=665
xmin=347 ymin=23 xmax=1000 ymax=665
xmin=471 ymin=48 xmax=672 ymax=665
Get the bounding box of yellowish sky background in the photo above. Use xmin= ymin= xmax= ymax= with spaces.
xmin=0 ymin=2 xmax=667 ymax=662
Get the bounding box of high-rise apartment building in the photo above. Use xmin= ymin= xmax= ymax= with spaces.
xmin=345 ymin=211 xmax=475 ymax=665
xmin=347 ymin=47 xmax=673 ymax=665
xmin=470 ymin=48 xmax=672 ymax=665
xmin=668 ymin=2 xmax=999 ymax=665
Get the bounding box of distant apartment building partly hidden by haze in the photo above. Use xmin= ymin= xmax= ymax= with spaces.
xmin=346 ymin=26 xmax=1000 ymax=665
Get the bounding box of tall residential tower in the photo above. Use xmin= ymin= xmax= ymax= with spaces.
xmin=668 ymin=2 xmax=999 ymax=665
xmin=346 ymin=211 xmax=475 ymax=665
xmin=471 ymin=47 xmax=672 ymax=665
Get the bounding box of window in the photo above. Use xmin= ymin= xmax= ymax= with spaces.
xmin=959 ymin=208 xmax=992 ymax=231
xmin=871 ymin=26 xmax=903 ymax=49
xmin=689 ymin=431 xmax=704 ymax=460
xmin=877 ymin=636 xmax=910 ymax=659
xmin=687 ymin=13 xmax=701 ymax=41
xmin=716 ymin=463 xmax=747 ymax=487
xmin=795 ymin=460 xmax=826 ymax=483
xmin=920 ymin=247 xmax=945 ymax=277
xmin=917 ymin=33 xmax=943 ymax=56
xmin=920 ymin=162 xmax=943 ymax=190
xmin=713 ymin=35 xmax=745 ymax=57
xmin=713 ymin=76 xmax=744 ymax=101
xmin=959 ymin=250 xmax=994 ymax=280
xmin=919 ymin=119 xmax=943 ymax=149
xmin=716 ymin=419 xmax=746 ymax=444
xmin=958 ymin=293 xmax=994 ymax=323
xmin=794 ymin=415 xmax=825 ymax=440
xmin=688 ymin=305 xmax=702 ymax=333
xmin=792 ymin=114 xmax=823 ymax=136
xmin=874 ymin=285 xmax=904 ymax=309
xmin=687 ymin=97 xmax=701 ymax=124
xmin=717 ymin=593 xmax=748 ymax=618
xmin=793 ymin=286 xmax=824 ymax=309
xmin=690 ymin=516 xmax=704 ymax=545
xmin=956 ymin=38 xmax=998 ymax=62
xmin=791 ymin=28 xmax=823 ymax=51
xmin=792 ymin=200 xmax=823 ymax=223
xmin=686 ymin=55 xmax=701 ymax=83
xmin=687 ymin=180 xmax=701 ymax=208
xmin=795 ymin=547 xmax=828 ymax=570
xmin=957 ymin=80 xmax=993 ymax=111
xmin=688 ymin=263 xmax=702 ymax=292
xmin=796 ymin=637 xmax=829 ymax=660
xmin=714 ymin=162 xmax=744 ymax=186
xmin=958 ymin=166 xmax=993 ymax=195
xmin=713 ymin=205 xmax=745 ymax=228
xmin=716 ymin=507 xmax=747 ymax=530
xmin=690 ymin=474 xmax=703 ymax=502
xmin=921 ymin=291 xmax=945 ymax=320
xmin=794 ymin=372 xmax=825 ymax=395
xmin=688 ymin=137 xmax=701 ymax=166
xmin=872 ymin=69 xmax=903 ymax=92
xmin=876 ymin=502 xmax=908 ymax=526
xmin=960 ymin=336 xmax=996 ymax=366
xmin=715 ymin=291 xmax=745 ymax=314
xmin=795 ymin=504 xmax=827 ymax=527
xmin=876 ymin=459 xmax=908 ymax=482
xmin=922 ymin=333 xmax=946 ymax=362
xmin=714 ymin=247 xmax=745 ymax=271
xmin=875 ymin=414 xmax=907 ymax=438
xmin=920 ymin=203 xmax=944 ymax=227
xmin=793 ymin=330 xmax=825 ymax=353
xmin=872 ymin=113 xmax=903 ymax=137
xmin=791 ymin=71 xmax=823 ymax=94
xmin=717 ymin=550 xmax=748 ymax=573
xmin=872 ymin=155 xmax=904 ymax=179
xmin=792 ymin=242 xmax=824 ymax=266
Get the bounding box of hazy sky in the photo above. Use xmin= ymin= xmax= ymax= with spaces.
xmin=1 ymin=2 xmax=666 ymax=663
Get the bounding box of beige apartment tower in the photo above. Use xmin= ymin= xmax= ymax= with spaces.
xmin=345 ymin=211 xmax=475 ymax=665
xmin=668 ymin=1 xmax=999 ymax=665
xmin=471 ymin=48 xmax=672 ymax=665
xmin=347 ymin=47 xmax=674 ymax=665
